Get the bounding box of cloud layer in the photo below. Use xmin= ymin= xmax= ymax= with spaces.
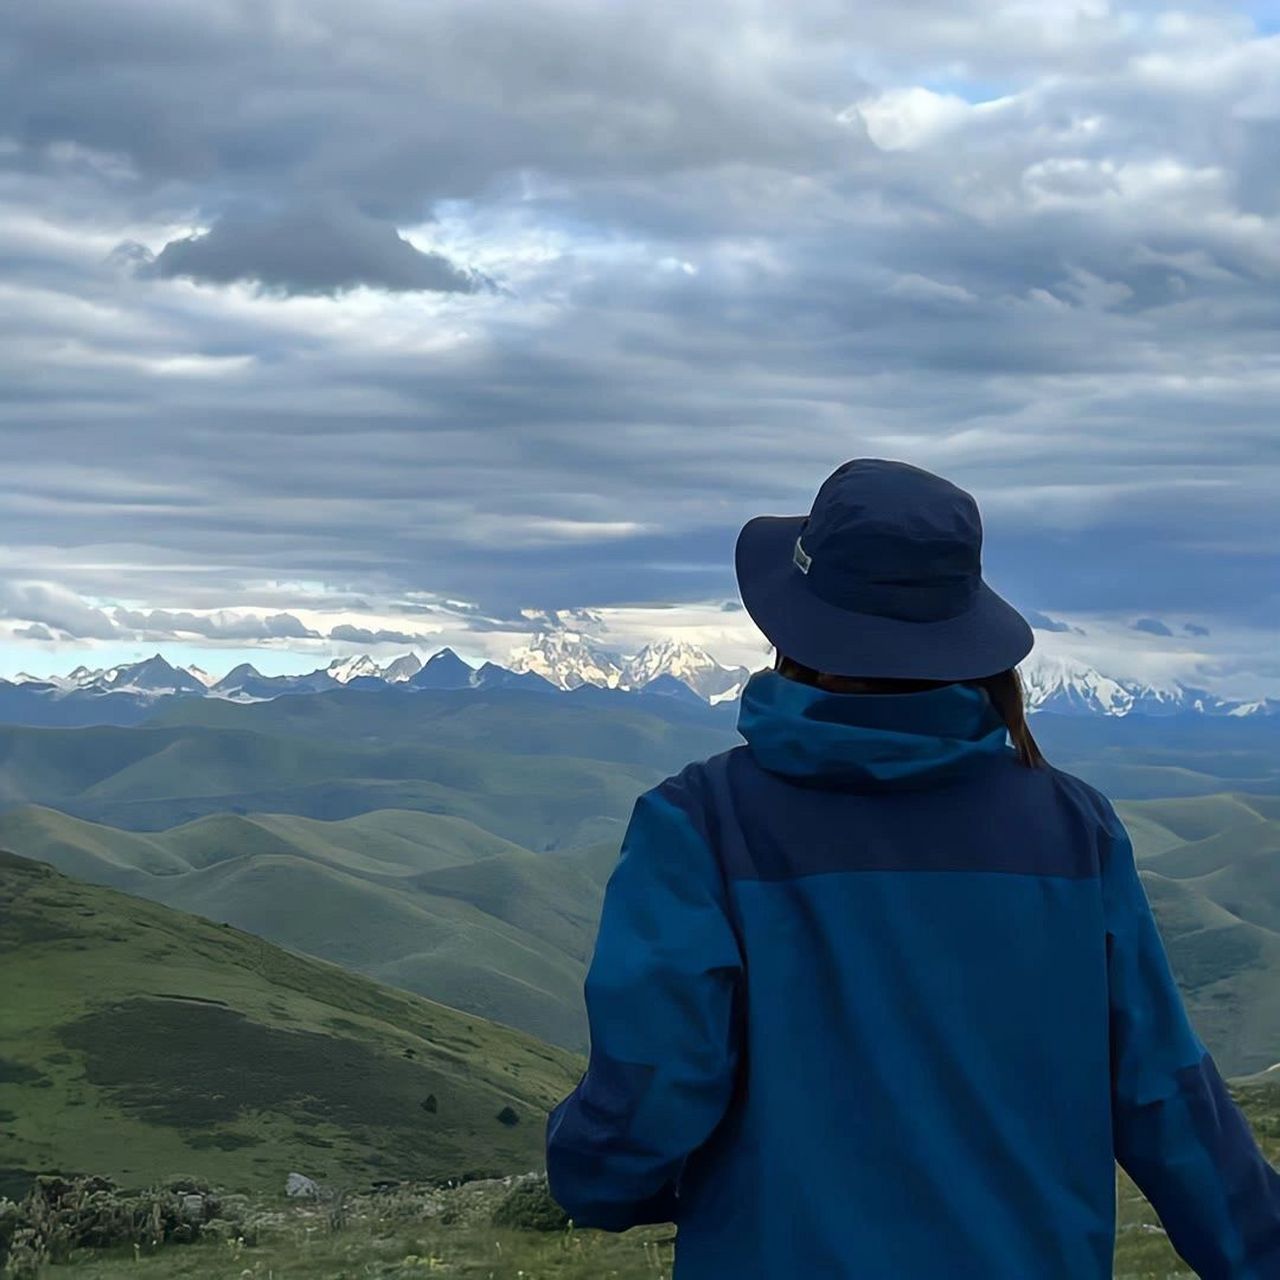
xmin=0 ymin=0 xmax=1276 ymax=692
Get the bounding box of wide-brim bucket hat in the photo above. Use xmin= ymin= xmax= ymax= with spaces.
xmin=735 ymin=458 xmax=1035 ymax=681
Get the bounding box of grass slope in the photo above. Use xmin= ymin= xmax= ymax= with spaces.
xmin=0 ymin=805 xmax=604 ymax=1052
xmin=0 ymin=851 xmax=583 ymax=1202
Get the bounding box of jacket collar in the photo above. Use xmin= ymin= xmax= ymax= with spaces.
xmin=735 ymin=668 xmax=1012 ymax=789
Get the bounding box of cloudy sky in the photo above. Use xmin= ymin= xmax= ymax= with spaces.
xmin=2 ymin=0 xmax=1278 ymax=693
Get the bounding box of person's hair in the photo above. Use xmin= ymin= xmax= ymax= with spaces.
xmin=772 ymin=651 xmax=1046 ymax=769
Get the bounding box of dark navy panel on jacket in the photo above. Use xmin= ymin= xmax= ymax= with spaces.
xmin=709 ymin=747 xmax=1099 ymax=881
xmin=545 ymin=668 xmax=1280 ymax=1279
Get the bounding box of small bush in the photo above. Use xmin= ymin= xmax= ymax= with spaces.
xmin=491 ymin=1177 xmax=570 ymax=1233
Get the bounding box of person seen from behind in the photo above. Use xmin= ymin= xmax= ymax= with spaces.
xmin=545 ymin=457 xmax=1280 ymax=1278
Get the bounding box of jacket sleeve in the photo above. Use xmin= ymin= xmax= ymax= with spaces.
xmin=544 ymin=775 xmax=744 ymax=1231
xmin=1097 ymin=792 xmax=1280 ymax=1277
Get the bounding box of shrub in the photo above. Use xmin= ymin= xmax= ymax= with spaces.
xmin=491 ymin=1177 xmax=570 ymax=1233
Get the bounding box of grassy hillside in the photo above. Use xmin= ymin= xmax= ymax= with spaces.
xmin=1115 ymin=793 xmax=1280 ymax=1077
xmin=0 ymin=806 xmax=603 ymax=1051
xmin=0 ymin=805 xmax=532 ymax=889
xmin=1140 ymin=874 xmax=1280 ymax=1077
xmin=0 ymin=850 xmax=583 ymax=1202
xmin=0 ymin=720 xmax=664 ymax=849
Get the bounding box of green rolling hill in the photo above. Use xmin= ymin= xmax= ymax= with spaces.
xmin=0 ymin=718 xmax=663 ymax=848
xmin=4 ymin=787 xmax=1278 ymax=1073
xmin=1121 ymin=792 xmax=1280 ymax=856
xmin=0 ymin=805 xmax=604 ymax=1051
xmin=0 ymin=805 xmax=533 ymax=889
xmin=0 ymin=850 xmax=583 ymax=1202
xmin=1116 ymin=792 xmax=1280 ymax=1078
xmin=1139 ymin=874 xmax=1280 ymax=1077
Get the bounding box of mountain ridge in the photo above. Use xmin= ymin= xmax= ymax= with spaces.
xmin=3 ymin=635 xmax=1275 ymax=727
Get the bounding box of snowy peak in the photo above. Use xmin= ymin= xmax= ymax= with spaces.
xmin=324 ymin=652 xmax=425 ymax=685
xmin=621 ymin=638 xmax=750 ymax=702
xmin=1227 ymin=698 xmax=1280 ymax=717
xmin=325 ymin=654 xmax=384 ymax=684
xmin=381 ymin=652 xmax=423 ymax=683
xmin=504 ymin=630 xmax=750 ymax=702
xmin=1017 ymin=652 xmax=1135 ymax=717
xmin=1015 ymin=651 xmax=1264 ymax=718
xmin=506 ymin=631 xmax=627 ymax=691
xmin=59 ymin=654 xmax=210 ymax=696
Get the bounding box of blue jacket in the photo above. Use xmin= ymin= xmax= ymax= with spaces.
xmin=545 ymin=667 xmax=1280 ymax=1278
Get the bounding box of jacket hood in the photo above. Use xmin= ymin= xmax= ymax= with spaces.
xmin=735 ymin=667 xmax=1012 ymax=789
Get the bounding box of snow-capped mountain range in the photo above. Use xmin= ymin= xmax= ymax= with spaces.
xmin=1017 ymin=651 xmax=1277 ymax=718
xmin=2 ymin=634 xmax=1276 ymax=725
xmin=505 ymin=633 xmax=748 ymax=704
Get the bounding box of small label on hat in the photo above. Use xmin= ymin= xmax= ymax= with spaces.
xmin=792 ymin=536 xmax=811 ymax=574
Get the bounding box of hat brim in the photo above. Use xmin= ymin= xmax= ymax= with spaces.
xmin=734 ymin=514 xmax=1035 ymax=681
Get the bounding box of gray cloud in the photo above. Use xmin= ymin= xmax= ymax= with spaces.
xmin=0 ymin=593 xmax=325 ymax=643
xmin=110 ymin=609 xmax=320 ymax=640
xmin=132 ymin=204 xmax=492 ymax=297
xmin=1024 ymin=609 xmax=1079 ymax=634
xmin=1131 ymin=617 xmax=1175 ymax=637
xmin=0 ymin=582 xmax=118 ymax=639
xmin=13 ymin=623 xmax=57 ymax=641
xmin=1184 ymin=621 xmax=1211 ymax=636
xmin=329 ymin=624 xmax=422 ymax=645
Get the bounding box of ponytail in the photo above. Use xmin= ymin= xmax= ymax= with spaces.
xmin=966 ymin=667 xmax=1045 ymax=769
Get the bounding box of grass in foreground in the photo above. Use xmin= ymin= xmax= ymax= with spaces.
xmin=48 ymin=1225 xmax=677 ymax=1280
xmin=28 ymin=1091 xmax=1280 ymax=1280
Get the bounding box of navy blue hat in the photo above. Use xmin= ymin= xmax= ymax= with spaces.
xmin=734 ymin=458 xmax=1034 ymax=681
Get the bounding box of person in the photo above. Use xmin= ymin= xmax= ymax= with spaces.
xmin=544 ymin=457 xmax=1280 ymax=1278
